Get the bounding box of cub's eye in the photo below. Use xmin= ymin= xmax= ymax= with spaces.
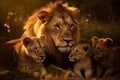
xmin=75 ymin=49 xmax=79 ymax=53
xmin=54 ymin=24 xmax=61 ymax=30
xmin=96 ymin=47 xmax=100 ymax=50
xmin=33 ymin=47 xmax=38 ymax=53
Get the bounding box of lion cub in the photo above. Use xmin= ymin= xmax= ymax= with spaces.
xmin=91 ymin=36 xmax=120 ymax=78
xmin=69 ymin=44 xmax=93 ymax=78
xmin=14 ymin=37 xmax=47 ymax=78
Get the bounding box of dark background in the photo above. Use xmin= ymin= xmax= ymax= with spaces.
xmin=0 ymin=0 xmax=120 ymax=46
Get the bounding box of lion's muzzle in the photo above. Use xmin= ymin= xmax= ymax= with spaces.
xmin=58 ymin=46 xmax=71 ymax=53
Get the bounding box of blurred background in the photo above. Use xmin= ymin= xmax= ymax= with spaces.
xmin=0 ymin=0 xmax=120 ymax=46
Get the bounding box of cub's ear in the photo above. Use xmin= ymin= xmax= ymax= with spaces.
xmin=83 ymin=44 xmax=90 ymax=53
xmin=104 ymin=38 xmax=113 ymax=47
xmin=23 ymin=37 xmax=32 ymax=47
xmin=92 ymin=36 xmax=98 ymax=45
xmin=38 ymin=11 xmax=51 ymax=23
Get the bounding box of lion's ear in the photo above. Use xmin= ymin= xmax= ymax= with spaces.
xmin=83 ymin=44 xmax=90 ymax=53
xmin=38 ymin=11 xmax=50 ymax=23
xmin=92 ymin=36 xmax=98 ymax=45
xmin=23 ymin=37 xmax=32 ymax=47
xmin=69 ymin=7 xmax=80 ymax=18
xmin=63 ymin=3 xmax=80 ymax=18
xmin=104 ymin=38 xmax=113 ymax=47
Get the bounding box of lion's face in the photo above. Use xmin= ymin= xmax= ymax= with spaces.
xmin=93 ymin=41 xmax=108 ymax=60
xmin=92 ymin=36 xmax=113 ymax=61
xmin=43 ymin=11 xmax=79 ymax=53
xmin=69 ymin=44 xmax=90 ymax=62
xmin=23 ymin=1 xmax=80 ymax=54
xmin=23 ymin=37 xmax=46 ymax=63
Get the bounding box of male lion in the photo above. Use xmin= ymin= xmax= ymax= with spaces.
xmin=69 ymin=43 xmax=93 ymax=79
xmin=21 ymin=1 xmax=80 ymax=69
xmin=91 ymin=36 xmax=120 ymax=78
xmin=14 ymin=37 xmax=47 ymax=78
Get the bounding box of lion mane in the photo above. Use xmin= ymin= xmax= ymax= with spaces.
xmin=21 ymin=1 xmax=80 ymax=69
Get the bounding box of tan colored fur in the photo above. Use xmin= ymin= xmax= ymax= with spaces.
xmin=92 ymin=36 xmax=120 ymax=78
xmin=69 ymin=44 xmax=93 ymax=79
xmin=14 ymin=37 xmax=47 ymax=78
xmin=47 ymin=64 xmax=71 ymax=78
xmin=5 ymin=38 xmax=21 ymax=45
xmin=21 ymin=1 xmax=80 ymax=68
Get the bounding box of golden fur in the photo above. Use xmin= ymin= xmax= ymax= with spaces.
xmin=14 ymin=37 xmax=47 ymax=77
xmin=91 ymin=36 xmax=120 ymax=78
xmin=5 ymin=39 xmax=21 ymax=45
xmin=21 ymin=1 xmax=80 ymax=68
xmin=69 ymin=44 xmax=93 ymax=78
xmin=47 ymin=64 xmax=71 ymax=78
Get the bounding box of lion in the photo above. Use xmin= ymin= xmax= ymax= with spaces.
xmin=69 ymin=43 xmax=93 ymax=79
xmin=20 ymin=1 xmax=80 ymax=69
xmin=91 ymin=36 xmax=120 ymax=78
xmin=14 ymin=37 xmax=47 ymax=78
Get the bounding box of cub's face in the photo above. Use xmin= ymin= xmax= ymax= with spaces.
xmin=69 ymin=44 xmax=90 ymax=62
xmin=92 ymin=36 xmax=113 ymax=61
xmin=23 ymin=37 xmax=46 ymax=62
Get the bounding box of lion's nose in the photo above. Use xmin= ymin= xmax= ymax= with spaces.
xmin=63 ymin=37 xmax=73 ymax=44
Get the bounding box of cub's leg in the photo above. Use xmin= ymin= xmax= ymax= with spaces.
xmin=96 ymin=66 xmax=103 ymax=78
xmin=103 ymin=68 xmax=112 ymax=77
xmin=18 ymin=63 xmax=33 ymax=75
xmin=85 ymin=69 xmax=93 ymax=78
xmin=73 ymin=64 xmax=83 ymax=78
xmin=74 ymin=68 xmax=83 ymax=77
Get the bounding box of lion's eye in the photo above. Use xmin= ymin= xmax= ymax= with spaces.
xmin=55 ymin=24 xmax=61 ymax=30
xmin=70 ymin=24 xmax=74 ymax=31
xmin=42 ymin=46 xmax=46 ymax=50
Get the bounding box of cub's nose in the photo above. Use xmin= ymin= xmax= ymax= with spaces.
xmin=40 ymin=55 xmax=45 ymax=60
xmin=69 ymin=54 xmax=73 ymax=59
